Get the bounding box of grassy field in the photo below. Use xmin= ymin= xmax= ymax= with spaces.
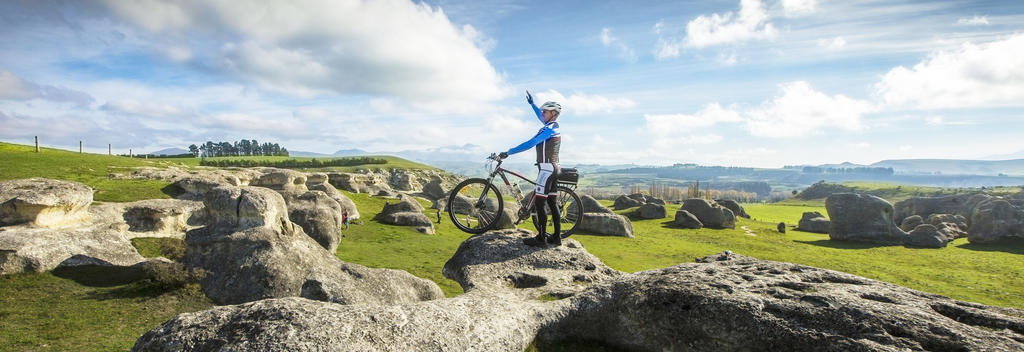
xmin=2 ymin=141 xmax=1023 ymax=351
xmin=196 ymin=155 xmax=439 ymax=171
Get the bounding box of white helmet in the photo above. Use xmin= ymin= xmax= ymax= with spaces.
xmin=540 ymin=101 xmax=561 ymax=114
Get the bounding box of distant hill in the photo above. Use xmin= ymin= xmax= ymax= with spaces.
xmin=870 ymin=159 xmax=1024 ymax=176
xmin=333 ymin=148 xmax=369 ymax=156
xmin=148 ymin=147 xmax=189 ymax=156
xmin=289 ymin=150 xmax=335 ymax=157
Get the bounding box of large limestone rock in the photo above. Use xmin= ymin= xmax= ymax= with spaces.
xmin=894 ymin=193 xmax=992 ymax=225
xmin=135 ymin=231 xmax=1024 ymax=352
xmin=184 ymin=186 xmax=443 ymax=305
xmin=826 ymin=193 xmax=908 ymax=244
xmin=120 ymin=199 xmax=206 ymax=238
xmin=968 ymin=198 xmax=1024 ymax=244
xmin=797 ymin=211 xmax=830 ymax=234
xmin=672 ymin=210 xmax=703 ymax=229
xmin=899 ymin=215 xmax=924 ymax=232
xmin=547 ymin=252 xmax=1024 ymax=351
xmin=680 ymin=198 xmax=736 ymax=229
xmin=578 ymin=213 xmax=634 ymax=237
xmin=327 ymin=172 xmax=391 ymax=194
xmin=612 ymin=194 xmax=644 ymax=210
xmin=375 ymin=195 xmax=435 ymax=234
xmin=715 ymin=199 xmax=750 ymax=219
xmin=0 ymin=222 xmax=144 ymax=275
xmin=637 ymin=203 xmax=666 ymax=219
xmin=172 ymin=175 xmax=232 ymax=199
xmin=306 ymin=182 xmax=360 ymax=220
xmin=578 ymin=195 xmax=613 ymax=214
xmin=389 ymin=169 xmax=422 ymax=191
xmin=0 ymin=178 xmax=92 ymax=228
xmin=906 ymin=224 xmax=948 ymax=248
xmin=251 ymin=168 xmax=308 ymax=193
xmin=281 ymin=191 xmax=343 ymax=252
xmin=928 ymin=213 xmax=968 ymax=240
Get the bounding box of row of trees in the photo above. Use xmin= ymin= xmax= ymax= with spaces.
xmin=625 ymin=181 xmax=761 ymax=203
xmin=199 ymin=157 xmax=387 ymax=169
xmin=188 ymin=140 xmax=288 ymax=158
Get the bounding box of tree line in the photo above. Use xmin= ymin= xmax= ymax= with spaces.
xmin=199 ymin=157 xmax=387 ymax=168
xmin=800 ymin=166 xmax=894 ymax=175
xmin=188 ymin=140 xmax=288 ymax=157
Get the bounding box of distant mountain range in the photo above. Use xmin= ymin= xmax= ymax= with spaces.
xmin=147 ymin=147 xmax=189 ymax=155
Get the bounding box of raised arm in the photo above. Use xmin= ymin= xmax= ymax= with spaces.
xmin=527 ymin=90 xmax=543 ymax=123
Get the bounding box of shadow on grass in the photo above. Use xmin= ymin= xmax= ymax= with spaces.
xmin=794 ymin=239 xmax=895 ymax=250
xmin=956 ymin=238 xmax=1024 ymax=255
xmin=528 ymin=338 xmax=635 ymax=352
xmin=52 ymin=264 xmax=148 ymax=287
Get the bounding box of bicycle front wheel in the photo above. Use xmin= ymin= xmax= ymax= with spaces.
xmin=447 ymin=178 xmax=504 ymax=234
xmin=531 ymin=185 xmax=583 ymax=239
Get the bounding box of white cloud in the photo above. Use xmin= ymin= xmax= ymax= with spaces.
xmin=600 ymin=27 xmax=637 ymax=63
xmin=0 ymin=69 xmax=94 ymax=107
xmin=745 ymin=81 xmax=874 ymax=137
xmin=899 ymin=145 xmax=913 ymax=151
xmin=100 ymin=0 xmax=506 ymax=104
xmin=957 ymin=16 xmax=990 ymax=26
xmin=875 ymin=34 xmax=1024 ymax=109
xmin=817 ymin=37 xmax=846 ymax=50
xmin=101 ymin=99 xmax=184 ymax=118
xmin=533 ymin=90 xmax=635 ymax=115
xmin=644 ymin=103 xmax=742 ymax=129
xmin=781 ymin=0 xmax=817 ymax=18
xmin=684 ymin=0 xmax=778 ymax=49
xmin=925 ymin=116 xmax=973 ymax=126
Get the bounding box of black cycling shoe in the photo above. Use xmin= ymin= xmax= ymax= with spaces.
xmin=546 ymin=233 xmax=562 ymax=246
xmin=523 ymin=233 xmax=548 ymax=247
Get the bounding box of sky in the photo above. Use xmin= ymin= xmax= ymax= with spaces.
xmin=1 ymin=0 xmax=1023 ymax=168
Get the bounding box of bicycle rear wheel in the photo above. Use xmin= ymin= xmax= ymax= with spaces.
xmin=447 ymin=178 xmax=504 ymax=234
xmin=531 ymin=185 xmax=583 ymax=238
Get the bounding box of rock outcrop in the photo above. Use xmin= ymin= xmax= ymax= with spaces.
xmin=281 ymin=191 xmax=344 ymax=252
xmin=899 ymin=215 xmax=924 ymax=232
xmin=680 ymin=198 xmax=736 ymax=229
xmin=306 ymin=182 xmax=359 ymax=220
xmin=637 ymin=203 xmax=666 ymax=219
xmin=120 ymin=199 xmax=206 ymax=238
xmin=251 ymin=168 xmax=308 ymax=193
xmin=135 ymin=230 xmax=1024 ymax=352
xmin=375 ymin=195 xmax=435 ymax=234
xmin=826 ymin=193 xmax=907 ymax=244
xmin=184 ymin=186 xmax=443 ymax=305
xmin=612 ymin=193 xmax=664 ymax=210
xmin=578 ymin=213 xmax=635 ymax=237
xmin=893 ymin=193 xmax=1023 ymax=244
xmin=672 ymin=210 xmax=703 ymax=229
xmin=968 ymin=198 xmax=1024 ymax=244
xmin=0 ymin=178 xmax=93 ymax=228
xmin=797 ymin=211 xmax=830 ymax=234
xmin=906 ymin=224 xmax=948 ymax=248
xmin=715 ymin=199 xmax=750 ymax=219
xmin=578 ymin=195 xmax=614 ymax=214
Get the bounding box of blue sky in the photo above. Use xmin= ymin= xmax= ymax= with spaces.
xmin=1 ymin=0 xmax=1023 ymax=167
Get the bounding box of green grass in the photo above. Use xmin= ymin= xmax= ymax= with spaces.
xmin=197 ymin=155 xmax=438 ymax=172
xmin=0 ymin=142 xmax=190 ymax=202
xmin=0 ymin=273 xmax=212 ymax=352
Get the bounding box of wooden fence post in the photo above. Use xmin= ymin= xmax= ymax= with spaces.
xmin=35 ymin=136 xmax=39 ymax=152
xmin=109 ymin=144 xmax=112 ymax=156
xmin=79 ymin=141 xmax=83 ymax=153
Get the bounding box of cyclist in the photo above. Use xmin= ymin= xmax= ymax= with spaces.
xmin=498 ymin=90 xmax=562 ymax=247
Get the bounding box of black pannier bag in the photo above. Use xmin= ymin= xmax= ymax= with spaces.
xmin=558 ymin=168 xmax=579 ymax=184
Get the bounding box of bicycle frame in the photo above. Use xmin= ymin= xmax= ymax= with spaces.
xmin=484 ymin=157 xmax=538 ymax=223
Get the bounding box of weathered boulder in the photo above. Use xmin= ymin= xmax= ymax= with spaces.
xmin=906 ymin=224 xmax=948 ymax=248
xmin=0 ymin=222 xmax=144 ymax=275
xmin=185 ymin=186 xmax=443 ymax=305
xmin=579 ymin=195 xmax=614 ymax=214
xmin=251 ymin=168 xmax=308 ymax=193
xmin=715 ymin=199 xmax=750 ymax=219
xmin=578 ymin=213 xmax=634 ymax=237
xmin=680 ymin=198 xmax=736 ymax=229
xmin=172 ymin=174 xmax=241 ymax=199
xmin=777 ymin=222 xmax=786 ymax=233
xmin=421 ymin=177 xmax=446 ymax=201
xmin=0 ymin=178 xmax=92 ymax=228
xmin=389 ymin=169 xmax=422 ymax=191
xmin=968 ymin=198 xmax=1024 ymax=244
xmin=672 ymin=210 xmax=703 ymax=229
xmin=826 ymin=193 xmax=907 ymax=244
xmin=893 ymin=193 xmax=992 ymax=226
xmin=376 ymin=196 xmax=434 ymax=234
xmin=612 ymin=195 xmax=644 ymax=210
xmin=326 ymin=172 xmax=390 ymax=194
xmin=899 ymin=215 xmax=924 ymax=232
xmin=281 ymin=191 xmax=344 ymax=252
xmin=484 ymin=198 xmax=519 ymax=230
xmin=547 ymin=252 xmax=1024 ymax=351
xmin=121 ymin=199 xmax=206 ymax=238
xmin=443 ymin=229 xmax=621 ymax=294
xmin=304 ymin=172 xmax=328 ymax=185
xmin=797 ymin=211 xmax=830 ymax=234
xmin=307 ymin=182 xmax=359 ymax=220
xmin=637 ymin=203 xmax=666 ymax=219
xmin=927 ymin=213 xmax=968 ymax=240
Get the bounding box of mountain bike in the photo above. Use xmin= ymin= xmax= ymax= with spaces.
xmin=447 ymin=153 xmax=583 ymax=237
